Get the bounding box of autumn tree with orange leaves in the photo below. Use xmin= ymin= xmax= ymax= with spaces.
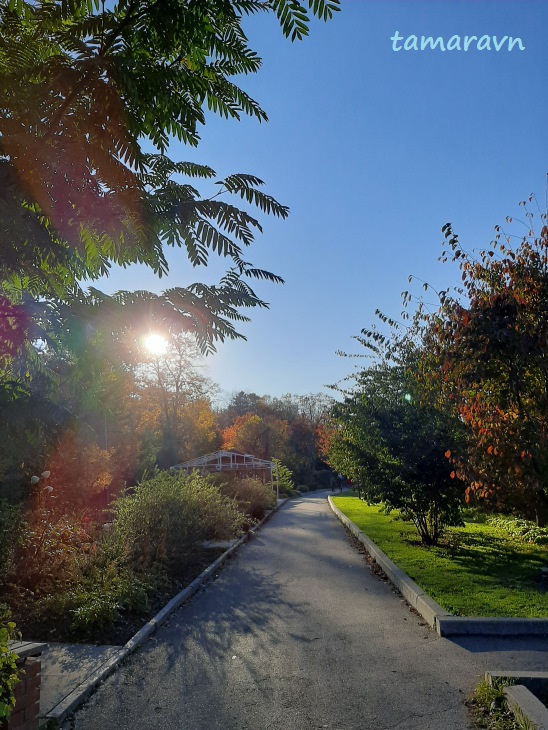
xmin=221 ymin=413 xmax=290 ymax=462
xmin=415 ymin=208 xmax=548 ymax=523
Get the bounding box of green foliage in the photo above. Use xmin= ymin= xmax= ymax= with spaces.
xmin=0 ymin=611 xmax=20 ymax=721
xmin=27 ymin=565 xmax=149 ymax=637
xmin=14 ymin=508 xmax=96 ymax=594
xmin=0 ymin=0 xmax=339 ymax=354
xmin=337 ymin=196 xmax=548 ymax=528
xmin=213 ymin=474 xmax=276 ymax=521
xmin=327 ymin=365 xmax=466 ymax=544
xmin=487 ymin=515 xmax=548 ymax=545
xmin=110 ymin=470 xmax=240 ymax=573
xmin=4 ymin=464 xmax=281 ymax=642
xmin=470 ymin=679 xmax=522 ymax=730
xmin=69 ymin=571 xmax=149 ymax=634
xmin=272 ymin=458 xmax=294 ymax=495
xmin=70 ymin=591 xmax=121 ymax=634
xmin=0 ymin=501 xmax=22 ymax=582
xmin=9 ymin=470 xmax=240 ymax=639
xmin=310 ymin=469 xmax=335 ymax=491
xmin=0 ymin=371 xmax=71 ymax=499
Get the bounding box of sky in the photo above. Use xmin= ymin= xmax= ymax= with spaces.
xmin=102 ymin=0 xmax=548 ymax=402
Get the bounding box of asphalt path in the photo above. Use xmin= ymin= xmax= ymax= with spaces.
xmin=63 ymin=492 xmax=548 ymax=730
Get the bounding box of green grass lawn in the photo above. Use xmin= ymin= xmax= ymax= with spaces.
xmin=332 ymin=495 xmax=548 ymax=618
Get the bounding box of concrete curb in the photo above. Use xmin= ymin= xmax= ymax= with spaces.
xmin=328 ymin=496 xmax=450 ymax=632
xmin=437 ymin=616 xmax=548 ymax=637
xmin=487 ymin=671 xmax=548 ymax=698
xmin=488 ymin=670 xmax=548 ymax=726
xmin=42 ymin=497 xmax=290 ymax=727
xmin=327 ymin=497 xmax=548 ymax=638
xmin=504 ymin=685 xmax=548 ymax=730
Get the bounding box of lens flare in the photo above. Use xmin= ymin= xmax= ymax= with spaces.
xmin=144 ymin=333 xmax=168 ymax=355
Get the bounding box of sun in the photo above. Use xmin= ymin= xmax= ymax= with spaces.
xmin=144 ymin=333 xmax=168 ymax=355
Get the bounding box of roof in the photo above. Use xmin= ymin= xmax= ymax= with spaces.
xmin=171 ymin=450 xmax=276 ymax=472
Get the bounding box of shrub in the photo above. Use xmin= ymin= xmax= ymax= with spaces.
xmin=0 ymin=610 xmax=20 ymax=721
xmin=70 ymin=589 xmax=120 ymax=634
xmin=109 ymin=470 xmax=240 ymax=574
xmin=272 ymin=458 xmax=294 ymax=496
xmin=0 ymin=501 xmax=21 ymax=584
xmin=14 ymin=508 xmax=97 ymax=595
xmin=215 ymin=475 xmax=275 ymax=520
xmin=487 ymin=515 xmax=548 ymax=545
xmin=298 ymin=485 xmax=309 ymax=493
xmin=6 ymin=470 xmax=241 ymax=641
xmin=190 ymin=478 xmax=242 ymax=541
xmin=67 ymin=570 xmax=150 ymax=635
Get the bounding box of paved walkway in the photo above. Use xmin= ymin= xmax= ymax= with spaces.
xmin=40 ymin=643 xmax=122 ymax=718
xmin=50 ymin=492 xmax=548 ymax=729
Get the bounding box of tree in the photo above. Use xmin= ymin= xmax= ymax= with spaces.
xmin=218 ymin=390 xmax=332 ymax=481
xmin=0 ymin=0 xmax=341 ymax=499
xmin=0 ymin=0 xmax=340 ymax=353
xmin=285 ymin=415 xmax=318 ymax=483
xmin=134 ymin=332 xmax=218 ymax=467
xmin=0 ymin=342 xmax=74 ymax=498
xmin=218 ymin=391 xmax=269 ymax=428
xmin=222 ymin=412 xmax=290 ymax=460
xmin=414 ymin=214 xmax=548 ymax=523
xmin=287 ymin=393 xmax=334 ymax=481
xmin=178 ymin=397 xmax=221 ymax=461
xmin=271 ymin=457 xmax=295 ymax=495
xmin=294 ymin=392 xmax=334 ymax=427
xmin=326 ymin=364 xmax=466 ymax=545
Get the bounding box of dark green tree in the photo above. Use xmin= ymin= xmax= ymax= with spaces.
xmin=326 ymin=364 xmax=466 ymax=545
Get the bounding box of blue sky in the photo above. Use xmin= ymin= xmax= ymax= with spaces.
xmin=104 ymin=0 xmax=548 ymax=401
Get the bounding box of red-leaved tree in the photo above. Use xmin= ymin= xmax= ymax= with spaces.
xmin=416 ymin=212 xmax=548 ymax=522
